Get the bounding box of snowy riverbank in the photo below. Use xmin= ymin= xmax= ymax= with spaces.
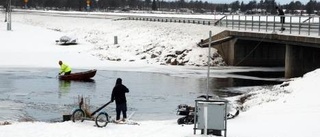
xmin=0 ymin=11 xmax=319 ymax=137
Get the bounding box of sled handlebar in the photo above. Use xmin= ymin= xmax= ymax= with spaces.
xmin=90 ymin=101 xmax=113 ymax=116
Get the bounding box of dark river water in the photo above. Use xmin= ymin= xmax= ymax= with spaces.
xmin=0 ymin=67 xmax=284 ymax=122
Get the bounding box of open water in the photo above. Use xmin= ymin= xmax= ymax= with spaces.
xmin=0 ymin=67 xmax=284 ymax=122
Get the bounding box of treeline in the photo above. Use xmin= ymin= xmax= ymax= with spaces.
xmin=1 ymin=0 xmax=213 ymax=12
xmin=0 ymin=0 xmax=319 ymax=15
xmin=230 ymin=0 xmax=320 ymax=15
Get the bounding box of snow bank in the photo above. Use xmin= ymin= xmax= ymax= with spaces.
xmin=10 ymin=12 xmax=226 ymax=67
xmin=0 ymin=120 xmax=194 ymax=137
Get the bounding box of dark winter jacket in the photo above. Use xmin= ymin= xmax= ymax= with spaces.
xmin=277 ymin=8 xmax=284 ymax=15
xmin=111 ymin=78 xmax=129 ymax=105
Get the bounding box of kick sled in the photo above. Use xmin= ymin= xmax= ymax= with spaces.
xmin=71 ymin=97 xmax=112 ymax=127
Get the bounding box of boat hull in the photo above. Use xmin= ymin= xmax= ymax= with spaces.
xmin=59 ymin=69 xmax=97 ymax=81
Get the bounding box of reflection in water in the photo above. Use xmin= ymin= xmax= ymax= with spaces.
xmin=197 ymin=77 xmax=282 ymax=97
xmin=58 ymin=79 xmax=96 ymax=98
xmin=58 ymin=80 xmax=71 ymax=98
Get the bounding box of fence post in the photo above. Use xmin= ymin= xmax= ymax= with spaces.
xmin=299 ymin=16 xmax=301 ymax=35
xmin=258 ymin=15 xmax=261 ymax=32
xmin=245 ymin=15 xmax=247 ymax=30
xmin=251 ymin=15 xmax=254 ymax=31
xmin=232 ymin=15 xmax=234 ymax=29
xmin=114 ymin=36 xmax=118 ymax=45
xmin=238 ymin=15 xmax=240 ymax=30
xmin=319 ymin=17 xmax=320 ymax=36
xmin=273 ymin=16 xmax=276 ymax=32
xmin=308 ymin=17 xmax=311 ymax=35
xmin=266 ymin=15 xmax=268 ymax=32
xmin=281 ymin=15 xmax=284 ymax=33
xmin=290 ymin=16 xmax=292 ymax=34
xmin=226 ymin=15 xmax=228 ymax=28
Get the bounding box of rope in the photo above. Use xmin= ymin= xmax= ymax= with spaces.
xmin=219 ymin=41 xmax=227 ymax=65
xmin=234 ymin=33 xmax=269 ymax=66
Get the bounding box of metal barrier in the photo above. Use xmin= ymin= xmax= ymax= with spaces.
xmin=218 ymin=15 xmax=320 ymax=36
xmin=121 ymin=14 xmax=320 ymax=36
xmin=125 ymin=16 xmax=214 ymax=26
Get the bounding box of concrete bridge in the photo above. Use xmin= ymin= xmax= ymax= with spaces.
xmin=199 ymin=30 xmax=320 ymax=78
xmin=112 ymin=13 xmax=320 ymax=79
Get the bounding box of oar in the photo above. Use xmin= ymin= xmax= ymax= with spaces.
xmin=56 ymin=73 xmax=61 ymax=79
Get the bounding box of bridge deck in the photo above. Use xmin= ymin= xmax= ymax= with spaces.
xmin=199 ymin=30 xmax=320 ymax=48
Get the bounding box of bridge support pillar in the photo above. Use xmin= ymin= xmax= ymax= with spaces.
xmin=214 ymin=38 xmax=236 ymax=66
xmin=285 ymin=45 xmax=320 ymax=78
xmin=208 ymin=30 xmax=320 ymax=78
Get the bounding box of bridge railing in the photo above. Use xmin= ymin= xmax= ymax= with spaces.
xmin=218 ymin=15 xmax=320 ymax=36
xmin=122 ymin=16 xmax=215 ymax=25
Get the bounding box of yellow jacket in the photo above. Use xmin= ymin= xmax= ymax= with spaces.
xmin=60 ymin=63 xmax=72 ymax=74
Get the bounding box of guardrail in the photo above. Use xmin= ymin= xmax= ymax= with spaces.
xmin=119 ymin=16 xmax=215 ymax=26
xmin=120 ymin=15 xmax=320 ymax=36
xmin=217 ymin=15 xmax=320 ymax=36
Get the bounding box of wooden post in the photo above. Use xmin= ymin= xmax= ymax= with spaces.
xmin=114 ymin=36 xmax=118 ymax=44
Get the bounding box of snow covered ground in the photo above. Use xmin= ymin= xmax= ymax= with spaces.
xmin=0 ymin=10 xmax=320 ymax=137
xmin=9 ymin=10 xmax=226 ymax=68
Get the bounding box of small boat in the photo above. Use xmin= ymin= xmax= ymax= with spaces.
xmin=59 ymin=69 xmax=97 ymax=81
xmin=56 ymin=35 xmax=78 ymax=45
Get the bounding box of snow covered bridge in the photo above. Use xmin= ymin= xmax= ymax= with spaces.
xmin=199 ymin=30 xmax=320 ymax=78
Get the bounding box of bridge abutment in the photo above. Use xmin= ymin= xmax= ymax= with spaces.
xmin=202 ymin=30 xmax=320 ymax=78
xmin=285 ymin=45 xmax=320 ymax=78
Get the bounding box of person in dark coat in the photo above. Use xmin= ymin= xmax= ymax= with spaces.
xmin=111 ymin=78 xmax=129 ymax=122
xmin=276 ymin=6 xmax=285 ymax=31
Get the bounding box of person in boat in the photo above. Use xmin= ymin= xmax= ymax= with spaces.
xmin=58 ymin=60 xmax=72 ymax=75
xmin=111 ymin=78 xmax=129 ymax=122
